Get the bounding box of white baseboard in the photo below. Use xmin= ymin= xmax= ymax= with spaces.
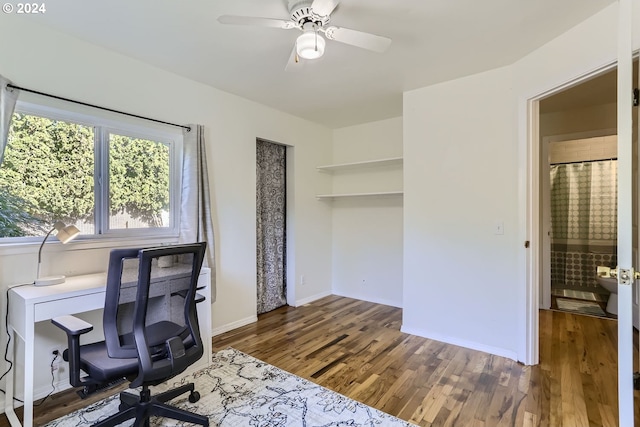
xmin=400 ymin=325 xmax=518 ymax=361
xmin=332 ymin=290 xmax=402 ymax=308
xmin=294 ymin=291 xmax=332 ymax=307
xmin=211 ymin=315 xmax=258 ymax=337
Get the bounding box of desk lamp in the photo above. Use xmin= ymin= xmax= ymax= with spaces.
xmin=35 ymin=221 xmax=80 ymax=286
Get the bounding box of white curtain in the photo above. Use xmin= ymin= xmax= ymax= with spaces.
xmin=180 ymin=124 xmax=216 ymax=301
xmin=0 ymin=75 xmax=19 ymax=164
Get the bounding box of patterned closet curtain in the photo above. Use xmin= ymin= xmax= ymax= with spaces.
xmin=256 ymin=139 xmax=287 ymax=314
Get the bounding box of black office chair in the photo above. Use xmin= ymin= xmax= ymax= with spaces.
xmin=52 ymin=242 xmax=209 ymax=427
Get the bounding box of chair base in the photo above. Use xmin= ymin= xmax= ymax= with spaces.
xmin=92 ymin=383 xmax=209 ymax=427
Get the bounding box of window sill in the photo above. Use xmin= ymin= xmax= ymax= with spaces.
xmin=0 ymin=235 xmax=180 ymax=257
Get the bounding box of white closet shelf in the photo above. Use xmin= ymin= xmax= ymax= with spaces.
xmin=316 ymin=157 xmax=403 ymax=172
xmin=316 ymin=191 xmax=404 ymax=200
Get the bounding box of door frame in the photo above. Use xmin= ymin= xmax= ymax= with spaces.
xmin=524 ymin=62 xmax=617 ymax=366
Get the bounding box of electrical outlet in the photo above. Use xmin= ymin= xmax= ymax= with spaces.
xmin=49 ymin=347 xmax=62 ymax=368
xmin=300 ymin=275 xmax=306 ymax=285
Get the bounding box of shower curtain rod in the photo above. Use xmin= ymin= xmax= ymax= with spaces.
xmin=551 ymin=157 xmax=617 ymax=166
xmin=5 ymin=83 xmax=191 ymax=132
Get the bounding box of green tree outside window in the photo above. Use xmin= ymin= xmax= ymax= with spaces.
xmin=0 ymin=113 xmax=171 ymax=238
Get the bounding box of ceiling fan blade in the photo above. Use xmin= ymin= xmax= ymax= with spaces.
xmin=311 ymin=0 xmax=340 ymax=16
xmin=217 ymin=15 xmax=296 ymax=29
xmin=323 ymin=26 xmax=391 ymax=53
xmin=285 ymin=45 xmax=305 ymax=72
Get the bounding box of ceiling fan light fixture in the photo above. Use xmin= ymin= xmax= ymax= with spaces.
xmin=296 ymin=30 xmax=326 ymax=59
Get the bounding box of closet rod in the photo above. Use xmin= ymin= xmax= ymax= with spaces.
xmin=5 ymin=83 xmax=191 ymax=132
xmin=551 ymin=158 xmax=617 ymax=166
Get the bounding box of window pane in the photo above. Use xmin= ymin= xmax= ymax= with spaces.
xmin=108 ymin=134 xmax=170 ymax=230
xmin=0 ymin=113 xmax=95 ymax=238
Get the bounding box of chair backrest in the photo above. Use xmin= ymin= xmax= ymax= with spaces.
xmin=103 ymin=242 xmax=207 ymax=387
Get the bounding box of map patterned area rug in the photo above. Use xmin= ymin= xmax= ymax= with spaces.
xmin=44 ymin=347 xmax=416 ymax=426
xmin=556 ymin=298 xmax=607 ymax=317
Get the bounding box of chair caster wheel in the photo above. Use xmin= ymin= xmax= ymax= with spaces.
xmin=189 ymin=391 xmax=200 ymax=403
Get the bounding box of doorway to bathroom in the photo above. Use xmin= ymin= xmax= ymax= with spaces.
xmin=539 ymin=66 xmax=623 ymax=320
xmin=539 ymin=60 xmax=639 ymax=321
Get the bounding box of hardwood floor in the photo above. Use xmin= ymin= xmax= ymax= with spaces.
xmin=1 ymin=295 xmax=638 ymax=426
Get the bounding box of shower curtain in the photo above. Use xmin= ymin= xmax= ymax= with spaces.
xmin=550 ymin=160 xmax=617 ymax=291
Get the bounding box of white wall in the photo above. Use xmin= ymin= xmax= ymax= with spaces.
xmin=403 ymin=2 xmax=639 ymax=362
xmin=330 ymin=118 xmax=403 ymax=307
xmin=0 ymin=16 xmax=333 ymax=401
xmin=403 ymin=66 xmax=519 ymax=359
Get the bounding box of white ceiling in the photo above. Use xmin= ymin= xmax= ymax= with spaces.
xmin=31 ymin=0 xmax=615 ymax=128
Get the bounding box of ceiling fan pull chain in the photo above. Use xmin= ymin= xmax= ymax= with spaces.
xmin=314 ymin=25 xmax=319 ymax=52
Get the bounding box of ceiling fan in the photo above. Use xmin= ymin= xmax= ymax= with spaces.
xmin=217 ymin=0 xmax=392 ymax=70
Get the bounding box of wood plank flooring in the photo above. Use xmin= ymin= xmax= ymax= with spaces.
xmin=1 ymin=295 xmax=638 ymax=426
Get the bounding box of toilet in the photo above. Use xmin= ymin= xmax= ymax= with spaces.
xmin=596 ymin=275 xmax=618 ymax=315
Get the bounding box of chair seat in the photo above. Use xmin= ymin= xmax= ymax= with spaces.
xmin=70 ymin=341 xmax=139 ymax=383
xmin=65 ymin=321 xmax=190 ymax=383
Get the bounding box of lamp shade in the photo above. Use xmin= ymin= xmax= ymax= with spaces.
xmin=54 ymin=222 xmax=81 ymax=244
xmin=296 ymin=30 xmax=326 ymax=60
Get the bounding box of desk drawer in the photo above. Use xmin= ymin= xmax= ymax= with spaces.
xmin=34 ymin=292 xmax=106 ymax=322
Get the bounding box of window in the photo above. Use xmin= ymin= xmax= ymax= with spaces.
xmin=0 ymin=103 xmax=182 ymax=240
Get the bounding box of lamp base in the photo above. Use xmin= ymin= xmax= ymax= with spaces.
xmin=34 ymin=275 xmax=66 ymax=286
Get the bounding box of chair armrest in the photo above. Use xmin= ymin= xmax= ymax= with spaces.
xmin=51 ymin=315 xmax=96 ymax=388
xmin=173 ymin=290 xmax=206 ymax=303
xmin=52 ymin=315 xmax=93 ymax=336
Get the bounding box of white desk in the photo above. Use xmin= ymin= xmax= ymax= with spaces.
xmin=5 ymin=267 xmax=211 ymax=427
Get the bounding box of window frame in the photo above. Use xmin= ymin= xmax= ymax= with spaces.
xmin=0 ymin=100 xmax=183 ymax=244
